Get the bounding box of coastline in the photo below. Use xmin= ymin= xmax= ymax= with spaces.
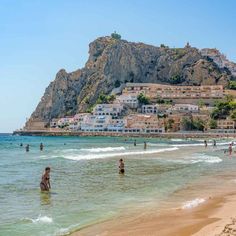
xmin=70 ymin=191 xmax=236 ymax=236
xmin=12 ymin=130 xmax=236 ymax=139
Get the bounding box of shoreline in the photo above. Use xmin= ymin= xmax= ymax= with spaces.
xmin=70 ymin=191 xmax=236 ymax=236
xmin=12 ymin=130 xmax=236 ymax=139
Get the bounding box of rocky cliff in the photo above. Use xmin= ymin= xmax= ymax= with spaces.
xmin=26 ymin=36 xmax=236 ymax=127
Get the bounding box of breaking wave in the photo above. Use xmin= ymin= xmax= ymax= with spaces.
xmin=80 ymin=146 xmax=126 ymax=153
xmin=63 ymin=147 xmax=179 ymax=161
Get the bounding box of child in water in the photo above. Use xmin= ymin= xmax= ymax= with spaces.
xmin=119 ymin=159 xmax=125 ymax=174
xmin=40 ymin=167 xmax=51 ymax=191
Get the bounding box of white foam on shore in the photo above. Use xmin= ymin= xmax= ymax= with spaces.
xmin=81 ymin=146 xmax=126 ymax=153
xmin=191 ymin=154 xmax=222 ymax=164
xmin=29 ymin=215 xmax=53 ymax=224
xmin=181 ymin=198 xmax=205 ymax=209
xmin=170 ymin=138 xmax=185 ymax=142
xmin=165 ymin=154 xmax=222 ymax=164
xmin=63 ymin=147 xmax=179 ymax=161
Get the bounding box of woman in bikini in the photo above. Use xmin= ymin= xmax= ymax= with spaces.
xmin=40 ymin=167 xmax=51 ymax=191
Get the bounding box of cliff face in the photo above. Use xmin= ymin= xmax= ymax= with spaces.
xmin=27 ymin=36 xmax=235 ymax=126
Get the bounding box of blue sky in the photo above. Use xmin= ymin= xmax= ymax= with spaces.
xmin=0 ymin=0 xmax=236 ymax=132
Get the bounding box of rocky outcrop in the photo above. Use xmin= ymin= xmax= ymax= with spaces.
xmin=201 ymin=48 xmax=236 ymax=76
xmin=26 ymin=36 xmax=236 ymax=127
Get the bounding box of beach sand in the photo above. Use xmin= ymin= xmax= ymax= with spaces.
xmin=71 ymin=191 xmax=236 ymax=236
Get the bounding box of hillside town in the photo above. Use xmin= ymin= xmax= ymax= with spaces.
xmin=24 ymin=83 xmax=236 ymax=134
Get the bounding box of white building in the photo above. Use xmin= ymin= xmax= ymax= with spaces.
xmin=80 ymin=115 xmax=112 ymax=132
xmin=107 ymin=119 xmax=125 ymax=132
xmin=172 ymin=104 xmax=199 ymax=113
xmin=115 ymin=94 xmax=139 ymax=109
xmin=93 ymin=104 xmax=123 ymax=117
xmin=142 ymin=105 xmax=158 ymax=114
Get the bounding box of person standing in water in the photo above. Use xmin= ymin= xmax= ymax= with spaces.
xmin=213 ymin=140 xmax=216 ymax=148
xmin=144 ymin=141 xmax=147 ymax=150
xmin=204 ymin=140 xmax=207 ymax=148
xmin=229 ymin=143 xmax=233 ymax=156
xmin=40 ymin=143 xmax=44 ymax=151
xmin=134 ymin=140 xmax=137 ymax=146
xmin=40 ymin=167 xmax=51 ymax=191
xmin=119 ymin=159 xmax=125 ymax=174
xmin=25 ymin=144 xmax=29 ymax=152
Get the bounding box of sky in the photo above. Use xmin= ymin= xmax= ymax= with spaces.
xmin=0 ymin=0 xmax=236 ymax=133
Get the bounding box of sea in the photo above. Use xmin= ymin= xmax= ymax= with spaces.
xmin=0 ymin=134 xmax=236 ymax=236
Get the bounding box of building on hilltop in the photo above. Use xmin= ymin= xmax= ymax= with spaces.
xmin=123 ymin=83 xmax=223 ymax=99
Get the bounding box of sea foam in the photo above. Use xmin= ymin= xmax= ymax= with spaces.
xmin=81 ymin=146 xmax=125 ymax=153
xmin=181 ymin=198 xmax=205 ymax=209
xmin=29 ymin=215 xmax=53 ymax=224
xmin=63 ymin=147 xmax=179 ymax=161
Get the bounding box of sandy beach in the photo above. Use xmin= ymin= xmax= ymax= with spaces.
xmin=72 ymin=184 xmax=236 ymax=236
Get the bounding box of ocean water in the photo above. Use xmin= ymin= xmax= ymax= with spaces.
xmin=0 ymin=134 xmax=236 ymax=236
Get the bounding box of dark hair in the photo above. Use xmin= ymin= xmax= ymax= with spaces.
xmin=119 ymin=159 xmax=123 ymax=162
xmin=45 ymin=167 xmax=50 ymax=171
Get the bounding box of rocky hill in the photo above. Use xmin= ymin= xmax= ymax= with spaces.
xmin=25 ymin=36 xmax=236 ymax=128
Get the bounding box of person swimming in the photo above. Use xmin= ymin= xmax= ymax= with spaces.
xmin=119 ymin=159 xmax=125 ymax=174
xmin=204 ymin=140 xmax=207 ymax=148
xmin=40 ymin=167 xmax=51 ymax=191
xmin=40 ymin=143 xmax=44 ymax=151
xmin=134 ymin=140 xmax=137 ymax=146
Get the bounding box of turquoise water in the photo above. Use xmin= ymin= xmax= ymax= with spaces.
xmin=0 ymin=134 xmax=236 ymax=236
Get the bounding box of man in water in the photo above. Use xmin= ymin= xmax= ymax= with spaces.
xmin=213 ymin=140 xmax=216 ymax=147
xmin=204 ymin=140 xmax=207 ymax=148
xmin=229 ymin=143 xmax=233 ymax=156
xmin=40 ymin=143 xmax=44 ymax=151
xmin=40 ymin=167 xmax=51 ymax=191
xmin=144 ymin=141 xmax=147 ymax=150
xmin=119 ymin=159 xmax=125 ymax=174
xmin=25 ymin=144 xmax=29 ymax=152
xmin=134 ymin=140 xmax=137 ymax=146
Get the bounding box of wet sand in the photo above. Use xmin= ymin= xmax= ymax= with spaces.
xmin=71 ymin=192 xmax=236 ymax=236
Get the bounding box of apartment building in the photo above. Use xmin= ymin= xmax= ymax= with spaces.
xmin=115 ymin=94 xmax=139 ymax=108
xmin=80 ymin=115 xmax=112 ymax=132
xmin=142 ymin=105 xmax=159 ymax=114
xmin=217 ymin=119 xmax=235 ymax=129
xmin=123 ymin=83 xmax=223 ymax=99
xmin=93 ymin=104 xmax=123 ymax=117
xmin=124 ymin=114 xmax=165 ymax=133
xmin=172 ymin=104 xmax=199 ymax=113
